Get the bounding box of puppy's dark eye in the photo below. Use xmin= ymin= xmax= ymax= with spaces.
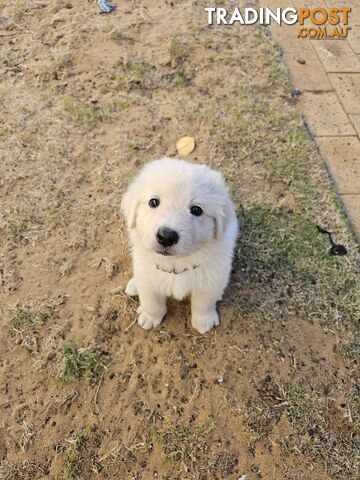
xmin=149 ymin=198 xmax=160 ymax=208
xmin=190 ymin=205 xmax=203 ymax=216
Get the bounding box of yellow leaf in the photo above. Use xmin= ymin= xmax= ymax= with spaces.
xmin=176 ymin=136 xmax=195 ymax=156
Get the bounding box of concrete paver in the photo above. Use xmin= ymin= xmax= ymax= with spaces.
xmin=348 ymin=27 xmax=360 ymax=54
xmin=298 ymin=92 xmax=356 ymax=136
xmin=328 ymin=73 xmax=360 ymax=115
xmin=313 ymin=40 xmax=360 ymax=73
xmin=348 ymin=6 xmax=360 ymax=52
xmin=316 ymin=137 xmax=360 ymax=194
xmin=340 ymin=194 xmax=360 ymax=240
xmin=283 ymin=52 xmax=332 ymax=92
xmin=349 ymin=114 xmax=360 ymax=135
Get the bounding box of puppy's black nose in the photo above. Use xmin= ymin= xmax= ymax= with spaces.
xmin=156 ymin=227 xmax=179 ymax=247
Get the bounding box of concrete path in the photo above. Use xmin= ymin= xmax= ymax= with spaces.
xmin=259 ymin=0 xmax=360 ymax=241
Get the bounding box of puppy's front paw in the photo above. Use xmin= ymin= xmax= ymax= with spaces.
xmin=125 ymin=278 xmax=138 ymax=297
xmin=191 ymin=310 xmax=219 ymax=334
xmin=138 ymin=312 xmax=163 ymax=330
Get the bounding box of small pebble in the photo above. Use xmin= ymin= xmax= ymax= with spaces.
xmin=216 ymin=375 xmax=224 ymax=383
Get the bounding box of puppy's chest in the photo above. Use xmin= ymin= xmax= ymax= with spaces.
xmin=155 ymin=268 xmax=198 ymax=300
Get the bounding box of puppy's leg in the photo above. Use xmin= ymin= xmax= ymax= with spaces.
xmin=191 ymin=292 xmax=221 ymax=334
xmin=125 ymin=278 xmax=138 ymax=297
xmin=137 ymin=284 xmax=167 ymax=330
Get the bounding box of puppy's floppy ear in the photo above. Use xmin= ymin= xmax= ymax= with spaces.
xmin=213 ymin=194 xmax=234 ymax=240
xmin=200 ymin=165 xmax=235 ymax=240
xmin=121 ymin=180 xmax=140 ymax=229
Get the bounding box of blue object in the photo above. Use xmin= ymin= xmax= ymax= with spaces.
xmin=98 ymin=0 xmax=115 ymax=13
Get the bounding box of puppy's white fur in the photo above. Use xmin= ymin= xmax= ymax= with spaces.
xmin=121 ymin=158 xmax=238 ymax=334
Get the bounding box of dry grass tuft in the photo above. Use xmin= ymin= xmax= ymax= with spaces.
xmin=246 ymin=377 xmax=360 ymax=476
xmin=168 ymin=37 xmax=189 ymax=64
xmin=151 ymin=421 xmax=216 ymax=469
xmin=10 ymin=303 xmax=55 ymax=352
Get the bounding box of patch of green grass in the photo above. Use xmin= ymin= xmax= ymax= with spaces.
xmin=176 ymin=68 xmax=190 ymax=86
xmin=14 ymin=0 xmax=25 ymax=20
xmin=263 ymin=129 xmax=309 ymax=184
xmin=2 ymin=0 xmax=26 ymax=20
xmin=284 ymin=383 xmax=319 ymax=430
xmin=111 ymin=95 xmax=135 ymax=111
xmin=199 ymin=78 xmax=313 ymax=197
xmin=63 ymin=96 xmax=104 ymax=124
xmin=200 ymin=84 xmax=290 ymax=163
xmin=346 ymin=385 xmax=360 ymax=428
xmin=59 ymin=342 xmax=106 ymax=383
xmin=168 ymin=38 xmax=189 ymax=63
xmin=282 ymin=382 xmax=359 ymax=475
xmin=244 ymin=397 xmax=277 ymax=439
xmin=246 ymin=379 xmax=360 ymax=475
xmin=340 ymin=340 xmax=360 ymax=366
xmin=127 ymin=62 xmax=146 ymax=82
xmin=35 ymin=56 xmax=72 ymax=83
xmin=9 ymin=212 xmax=39 ymax=243
xmin=12 ymin=304 xmax=55 ymax=330
xmin=238 ymin=205 xmax=360 ymax=326
xmin=0 ymin=126 xmax=11 ymax=139
xmin=259 ymin=41 xmax=287 ymax=86
xmin=62 ymin=431 xmax=102 ymax=479
xmin=64 ymin=434 xmax=87 ymax=480
xmin=109 ymin=60 xmax=147 ymax=91
xmin=13 ymin=306 xmax=34 ymax=328
xmin=239 ymin=206 xmax=330 ymax=282
xmin=151 ymin=421 xmax=215 ymax=467
xmin=10 ymin=304 xmax=55 ymax=352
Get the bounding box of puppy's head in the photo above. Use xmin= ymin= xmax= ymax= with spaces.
xmin=121 ymin=158 xmax=235 ymax=257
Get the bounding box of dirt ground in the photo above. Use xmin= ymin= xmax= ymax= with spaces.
xmin=0 ymin=1 xmax=359 ymax=479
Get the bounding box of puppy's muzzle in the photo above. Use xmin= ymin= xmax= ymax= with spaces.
xmin=156 ymin=227 xmax=179 ymax=247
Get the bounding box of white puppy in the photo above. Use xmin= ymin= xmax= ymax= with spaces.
xmin=121 ymin=158 xmax=238 ymax=334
